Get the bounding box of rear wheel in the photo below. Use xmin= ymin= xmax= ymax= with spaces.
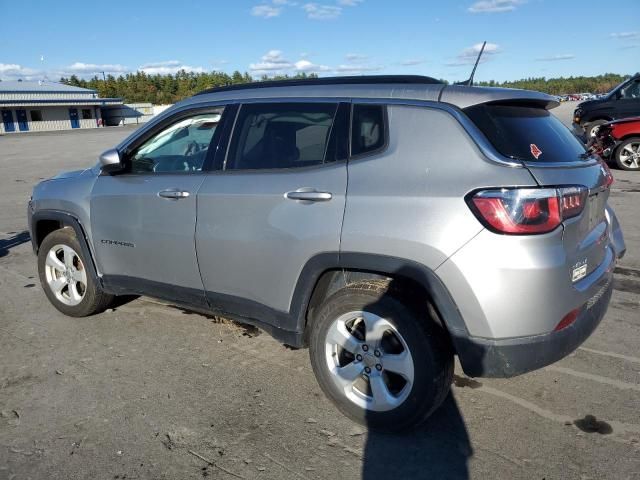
xmin=309 ymin=281 xmax=453 ymax=432
xmin=38 ymin=228 xmax=114 ymax=317
xmin=614 ymin=137 xmax=640 ymax=170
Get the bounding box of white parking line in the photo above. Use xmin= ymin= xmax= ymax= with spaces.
xmin=546 ymin=366 xmax=640 ymax=392
xmin=579 ymin=347 xmax=640 ymax=364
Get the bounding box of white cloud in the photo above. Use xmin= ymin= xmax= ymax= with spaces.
xmin=535 ymin=54 xmax=575 ymax=62
xmin=303 ymin=3 xmax=342 ymax=19
xmin=294 ymin=59 xmax=330 ymax=72
xmin=334 ymin=63 xmax=383 ymax=74
xmin=139 ymin=60 xmax=182 ymax=68
xmin=248 ymin=49 xmax=383 ymax=76
xmin=273 ymin=0 xmax=297 ymax=4
xmin=609 ymin=31 xmax=640 ymax=39
xmin=138 ymin=61 xmax=206 ymax=75
xmin=345 ymin=53 xmax=368 ymax=63
xmin=447 ymin=42 xmax=500 ymax=66
xmin=338 ymin=0 xmax=363 ymax=5
xmin=0 ymin=63 xmax=41 ymax=81
xmin=468 ymin=0 xmax=524 ymax=13
xmin=249 ymin=50 xmax=294 ymax=74
xmin=251 ymin=4 xmax=282 ymax=18
xmin=400 ymin=59 xmax=426 ymax=66
xmin=66 ymin=62 xmax=129 ymax=74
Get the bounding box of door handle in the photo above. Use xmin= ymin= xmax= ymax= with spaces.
xmin=158 ymin=189 xmax=190 ymax=199
xmin=285 ymin=189 xmax=332 ymax=202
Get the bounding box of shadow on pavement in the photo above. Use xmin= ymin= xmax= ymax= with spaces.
xmin=0 ymin=231 xmax=31 ymax=257
xmin=357 ymin=269 xmax=475 ymax=479
xmin=363 ymin=394 xmax=472 ymax=479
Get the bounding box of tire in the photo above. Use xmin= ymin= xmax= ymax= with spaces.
xmin=38 ymin=228 xmax=114 ymax=317
xmin=309 ymin=280 xmax=454 ymax=432
xmin=614 ymin=137 xmax=640 ymax=171
xmin=584 ymin=120 xmax=607 ymax=138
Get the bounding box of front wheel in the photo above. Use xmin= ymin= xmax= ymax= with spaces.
xmin=585 ymin=120 xmax=607 ymax=138
xmin=309 ymin=281 xmax=454 ymax=432
xmin=38 ymin=228 xmax=114 ymax=317
xmin=614 ymin=137 xmax=640 ymax=170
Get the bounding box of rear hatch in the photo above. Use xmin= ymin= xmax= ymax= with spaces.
xmin=464 ymin=103 xmax=612 ymax=281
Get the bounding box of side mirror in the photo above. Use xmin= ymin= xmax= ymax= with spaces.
xmin=99 ymin=148 xmax=123 ymax=173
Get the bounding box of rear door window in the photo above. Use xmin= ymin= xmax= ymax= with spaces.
xmin=464 ymin=104 xmax=586 ymax=162
xmin=351 ymin=104 xmax=386 ymax=156
xmin=226 ymin=103 xmax=338 ymax=170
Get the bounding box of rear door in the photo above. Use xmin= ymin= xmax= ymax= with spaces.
xmin=464 ymin=103 xmax=612 ymax=280
xmin=195 ymin=101 xmax=348 ymax=329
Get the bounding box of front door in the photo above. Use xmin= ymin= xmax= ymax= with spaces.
xmin=16 ymin=109 xmax=28 ymax=131
xmin=90 ymin=108 xmax=225 ymax=306
xmin=69 ymin=108 xmax=79 ymax=128
xmin=195 ymin=102 xmax=348 ymax=330
xmin=1 ymin=110 xmax=15 ymax=132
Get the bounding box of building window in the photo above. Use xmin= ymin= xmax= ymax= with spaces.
xmin=82 ymin=109 xmax=92 ymax=119
xmin=30 ymin=110 xmax=43 ymax=122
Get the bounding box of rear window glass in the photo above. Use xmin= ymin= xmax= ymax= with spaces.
xmin=351 ymin=104 xmax=386 ymax=156
xmin=464 ymin=104 xmax=586 ymax=162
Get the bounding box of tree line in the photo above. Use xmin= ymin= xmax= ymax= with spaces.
xmin=58 ymin=71 xmax=631 ymax=104
xmin=475 ymin=73 xmax=629 ymax=95
xmin=59 ymin=71 xmax=318 ymax=104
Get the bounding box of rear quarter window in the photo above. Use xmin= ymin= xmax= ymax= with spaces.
xmin=464 ymin=104 xmax=586 ymax=163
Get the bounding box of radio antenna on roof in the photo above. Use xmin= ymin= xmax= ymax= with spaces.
xmin=456 ymin=41 xmax=486 ymax=86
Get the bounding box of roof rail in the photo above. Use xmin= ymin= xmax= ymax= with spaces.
xmin=195 ymin=75 xmax=443 ymax=96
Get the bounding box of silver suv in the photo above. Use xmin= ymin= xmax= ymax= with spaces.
xmin=28 ymin=76 xmax=626 ymax=431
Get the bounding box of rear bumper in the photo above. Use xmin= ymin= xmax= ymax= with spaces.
xmin=456 ymin=268 xmax=613 ymax=378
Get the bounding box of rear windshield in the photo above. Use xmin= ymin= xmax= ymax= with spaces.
xmin=464 ymin=104 xmax=586 ymax=162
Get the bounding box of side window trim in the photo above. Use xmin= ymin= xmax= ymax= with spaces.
xmin=348 ymin=102 xmax=390 ymax=161
xmin=118 ymin=105 xmax=229 ymax=175
xmin=222 ymin=101 xmax=341 ymax=172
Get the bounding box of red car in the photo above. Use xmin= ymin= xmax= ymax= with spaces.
xmin=590 ymin=117 xmax=640 ymax=170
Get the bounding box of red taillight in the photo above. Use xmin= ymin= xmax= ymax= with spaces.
xmin=559 ymin=186 xmax=588 ymax=219
xmin=469 ymin=186 xmax=587 ymax=235
xmin=554 ymin=307 xmax=580 ymax=331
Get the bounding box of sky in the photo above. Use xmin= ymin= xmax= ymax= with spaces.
xmin=1 ymin=0 xmax=639 ymax=84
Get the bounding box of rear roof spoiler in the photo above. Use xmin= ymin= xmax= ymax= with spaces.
xmin=439 ymin=85 xmax=560 ymax=110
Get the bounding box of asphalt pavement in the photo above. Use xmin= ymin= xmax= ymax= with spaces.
xmin=1 ymin=114 xmax=639 ymax=480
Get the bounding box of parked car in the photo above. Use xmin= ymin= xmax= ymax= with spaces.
xmin=28 ymin=75 xmax=626 ymax=431
xmin=574 ymin=73 xmax=640 ymax=138
xmin=589 ymin=116 xmax=640 ymax=170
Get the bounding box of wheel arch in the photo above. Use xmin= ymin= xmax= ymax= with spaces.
xmin=31 ymin=210 xmax=100 ymax=285
xmin=292 ymin=253 xmax=471 ymax=352
xmin=583 ymin=115 xmax=612 ymax=125
xmin=616 ymin=134 xmax=640 ymax=143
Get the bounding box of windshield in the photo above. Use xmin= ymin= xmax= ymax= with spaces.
xmin=465 ymin=104 xmax=587 ymax=163
xmin=604 ymin=76 xmax=635 ymax=99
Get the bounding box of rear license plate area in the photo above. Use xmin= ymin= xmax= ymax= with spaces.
xmin=588 ymin=193 xmax=605 ymax=230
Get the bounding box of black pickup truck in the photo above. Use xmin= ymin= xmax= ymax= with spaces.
xmin=573 ymin=73 xmax=640 ymax=138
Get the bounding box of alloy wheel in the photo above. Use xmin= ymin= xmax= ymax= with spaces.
xmin=324 ymin=310 xmax=414 ymax=412
xmin=619 ymin=142 xmax=640 ymax=169
xmin=44 ymin=244 xmax=87 ymax=306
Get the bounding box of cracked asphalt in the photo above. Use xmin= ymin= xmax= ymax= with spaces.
xmin=1 ymin=105 xmax=639 ymax=479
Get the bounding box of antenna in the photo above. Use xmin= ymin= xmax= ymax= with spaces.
xmin=456 ymin=41 xmax=486 ymax=86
